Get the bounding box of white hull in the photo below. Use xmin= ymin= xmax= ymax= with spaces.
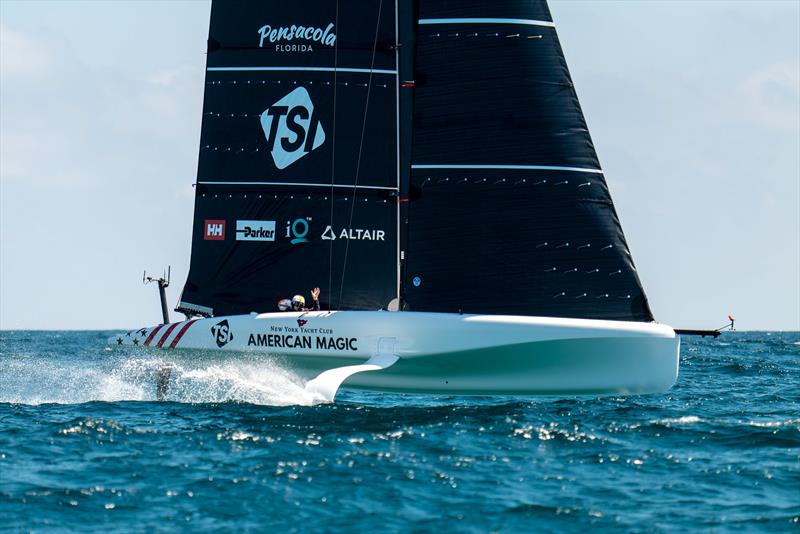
xmin=111 ymin=311 xmax=679 ymax=398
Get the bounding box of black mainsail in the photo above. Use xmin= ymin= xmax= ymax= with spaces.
xmin=179 ymin=1 xmax=399 ymax=316
xmin=179 ymin=0 xmax=653 ymax=323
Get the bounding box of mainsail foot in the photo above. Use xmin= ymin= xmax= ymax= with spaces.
xmin=305 ymin=352 xmax=399 ymax=403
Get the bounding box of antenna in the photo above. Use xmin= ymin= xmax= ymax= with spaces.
xmin=144 ymin=266 xmax=171 ymax=325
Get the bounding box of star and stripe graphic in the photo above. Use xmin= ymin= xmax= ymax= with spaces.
xmin=115 ymin=319 xmax=200 ymax=349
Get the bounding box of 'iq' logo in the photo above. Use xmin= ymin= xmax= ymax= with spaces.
xmin=260 ymin=87 xmax=325 ymax=169
xmin=286 ymin=217 xmax=310 ymax=244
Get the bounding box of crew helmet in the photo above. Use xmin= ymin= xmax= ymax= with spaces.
xmin=277 ymin=298 xmax=292 ymax=311
xmin=291 ymin=294 xmax=306 ymax=309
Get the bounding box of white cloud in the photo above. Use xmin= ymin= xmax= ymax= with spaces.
xmin=0 ymin=24 xmax=55 ymax=80
xmin=739 ymin=61 xmax=800 ymax=131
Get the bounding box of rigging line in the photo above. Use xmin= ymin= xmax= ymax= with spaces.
xmin=328 ymin=0 xmax=340 ymax=312
xmin=338 ymin=0 xmax=384 ymax=309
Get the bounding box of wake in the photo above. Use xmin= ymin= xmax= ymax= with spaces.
xmin=0 ymin=350 xmax=322 ymax=406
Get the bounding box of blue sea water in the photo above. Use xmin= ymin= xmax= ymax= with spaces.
xmin=0 ymin=331 xmax=798 ymax=532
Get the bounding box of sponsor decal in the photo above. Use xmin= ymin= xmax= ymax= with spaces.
xmin=211 ymin=319 xmax=234 ymax=348
xmin=257 ymin=22 xmax=336 ymax=52
xmin=236 ymin=220 xmax=276 ymax=241
xmin=261 ymin=87 xmax=325 ymax=169
xmin=204 ymin=219 xmax=226 ymax=241
xmin=286 ymin=217 xmax=311 ymax=244
xmin=321 ymin=225 xmax=385 ymax=241
xmin=297 ymin=319 xmax=308 ymax=327
xmin=247 ymin=324 xmax=357 ymax=351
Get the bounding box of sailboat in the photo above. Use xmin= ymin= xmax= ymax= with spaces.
xmin=111 ymin=0 xmax=680 ymax=401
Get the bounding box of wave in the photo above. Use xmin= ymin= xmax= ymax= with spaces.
xmin=648 ymin=415 xmax=800 ymax=428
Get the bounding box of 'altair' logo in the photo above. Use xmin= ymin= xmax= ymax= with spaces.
xmin=260 ymin=87 xmax=325 ymax=169
xmin=321 ymin=225 xmax=385 ymax=241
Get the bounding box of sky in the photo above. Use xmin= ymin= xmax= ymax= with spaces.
xmin=0 ymin=1 xmax=798 ymax=331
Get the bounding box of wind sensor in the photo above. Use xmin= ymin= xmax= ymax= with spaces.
xmin=143 ymin=267 xmax=171 ymax=325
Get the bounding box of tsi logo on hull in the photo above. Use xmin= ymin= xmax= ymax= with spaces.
xmin=260 ymin=87 xmax=325 ymax=169
xmin=211 ymin=319 xmax=233 ymax=348
xmin=236 ymin=220 xmax=276 ymax=241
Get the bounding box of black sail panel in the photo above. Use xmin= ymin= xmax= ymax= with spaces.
xmin=402 ymin=0 xmax=653 ymax=321
xmin=198 ymin=1 xmax=397 ymax=187
xmin=179 ymin=1 xmax=398 ymax=316
xmin=181 ymin=188 xmax=397 ymax=316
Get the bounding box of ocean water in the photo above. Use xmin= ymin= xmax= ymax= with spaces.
xmin=0 ymin=331 xmax=798 ymax=532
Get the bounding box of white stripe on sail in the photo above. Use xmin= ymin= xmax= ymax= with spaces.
xmin=418 ymin=18 xmax=555 ymax=28
xmin=198 ymin=181 xmax=399 ymax=191
xmin=207 ymin=67 xmax=397 ymax=75
xmin=411 ymin=165 xmax=603 ymax=174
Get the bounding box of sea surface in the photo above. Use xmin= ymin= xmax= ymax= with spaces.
xmin=0 ymin=331 xmax=798 ymax=532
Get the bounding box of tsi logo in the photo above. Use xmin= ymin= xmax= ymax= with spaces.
xmin=204 ymin=219 xmax=226 ymax=241
xmin=286 ymin=217 xmax=311 ymax=244
xmin=236 ymin=220 xmax=276 ymax=241
xmin=260 ymin=87 xmax=325 ymax=170
xmin=211 ymin=319 xmax=233 ymax=348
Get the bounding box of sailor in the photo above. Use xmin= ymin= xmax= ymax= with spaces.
xmin=278 ymin=287 xmax=321 ymax=311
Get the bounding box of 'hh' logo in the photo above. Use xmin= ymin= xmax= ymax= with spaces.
xmin=211 ymin=319 xmax=233 ymax=348
xmin=260 ymin=87 xmax=325 ymax=169
xmin=204 ymin=219 xmax=226 ymax=241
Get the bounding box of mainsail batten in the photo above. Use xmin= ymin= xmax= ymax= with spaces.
xmin=411 ymin=164 xmax=604 ymax=174
xmin=418 ymin=18 xmax=556 ymax=28
xmin=207 ymin=67 xmax=398 ymax=74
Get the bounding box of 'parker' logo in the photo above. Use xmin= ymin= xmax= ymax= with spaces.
xmin=211 ymin=319 xmax=233 ymax=348
xmin=260 ymin=87 xmax=325 ymax=169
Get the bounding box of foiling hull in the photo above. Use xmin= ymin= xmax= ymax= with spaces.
xmin=111 ymin=311 xmax=679 ymax=398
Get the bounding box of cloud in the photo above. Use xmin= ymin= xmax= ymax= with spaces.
xmin=0 ymin=24 xmax=55 ymax=81
xmin=0 ymin=23 xmax=203 ymax=193
xmin=738 ymin=61 xmax=800 ymax=131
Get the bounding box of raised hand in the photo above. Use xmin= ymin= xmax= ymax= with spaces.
xmin=311 ymin=287 xmax=321 ymax=301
